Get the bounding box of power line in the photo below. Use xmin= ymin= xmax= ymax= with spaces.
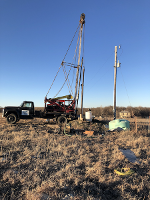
xmin=85 ymin=51 xmax=114 ymax=90
xmin=120 ymin=66 xmax=132 ymax=107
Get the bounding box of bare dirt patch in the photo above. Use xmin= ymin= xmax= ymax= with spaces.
xmin=0 ymin=115 xmax=150 ymax=199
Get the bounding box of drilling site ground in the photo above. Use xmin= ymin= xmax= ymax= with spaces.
xmin=0 ymin=115 xmax=150 ymax=199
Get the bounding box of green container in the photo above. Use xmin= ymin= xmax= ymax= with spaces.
xmin=109 ymin=119 xmax=130 ymax=131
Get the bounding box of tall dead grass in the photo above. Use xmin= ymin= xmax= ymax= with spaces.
xmin=0 ymin=116 xmax=150 ymax=199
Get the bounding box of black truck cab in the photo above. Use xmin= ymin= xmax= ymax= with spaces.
xmin=20 ymin=101 xmax=34 ymax=117
xmin=2 ymin=101 xmax=35 ymax=124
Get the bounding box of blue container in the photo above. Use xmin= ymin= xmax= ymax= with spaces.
xmin=109 ymin=119 xmax=130 ymax=131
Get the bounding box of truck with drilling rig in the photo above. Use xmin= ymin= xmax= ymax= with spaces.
xmin=2 ymin=96 xmax=76 ymax=125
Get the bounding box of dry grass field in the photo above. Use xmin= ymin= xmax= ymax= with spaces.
xmin=0 ymin=115 xmax=150 ymax=200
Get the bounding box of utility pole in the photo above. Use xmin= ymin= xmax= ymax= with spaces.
xmin=113 ymin=46 xmax=121 ymax=120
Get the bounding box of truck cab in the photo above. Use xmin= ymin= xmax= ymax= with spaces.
xmin=2 ymin=101 xmax=35 ymax=124
xmin=20 ymin=101 xmax=34 ymax=117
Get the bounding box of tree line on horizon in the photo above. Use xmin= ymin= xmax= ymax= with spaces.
xmin=78 ymin=106 xmax=150 ymax=118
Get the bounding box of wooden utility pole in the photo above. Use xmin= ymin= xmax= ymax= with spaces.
xmin=113 ymin=46 xmax=117 ymax=120
xmin=113 ymin=46 xmax=121 ymax=120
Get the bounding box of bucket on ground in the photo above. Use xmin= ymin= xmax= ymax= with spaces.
xmin=85 ymin=111 xmax=92 ymax=122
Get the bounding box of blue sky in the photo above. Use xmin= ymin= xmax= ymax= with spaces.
xmin=0 ymin=0 xmax=150 ymax=108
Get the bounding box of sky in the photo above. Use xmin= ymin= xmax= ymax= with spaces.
xmin=0 ymin=0 xmax=150 ymax=108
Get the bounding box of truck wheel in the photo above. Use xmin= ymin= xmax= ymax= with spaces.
xmin=57 ymin=116 xmax=67 ymax=126
xmin=6 ymin=113 xmax=17 ymax=124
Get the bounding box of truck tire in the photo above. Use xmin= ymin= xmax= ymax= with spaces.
xmin=6 ymin=113 xmax=17 ymax=124
xmin=57 ymin=116 xmax=67 ymax=126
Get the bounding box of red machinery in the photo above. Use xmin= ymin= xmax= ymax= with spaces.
xmin=44 ymin=95 xmax=75 ymax=114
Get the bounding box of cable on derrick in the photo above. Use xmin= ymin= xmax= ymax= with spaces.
xmin=45 ymin=23 xmax=80 ymax=98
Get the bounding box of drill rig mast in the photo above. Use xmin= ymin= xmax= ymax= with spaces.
xmin=44 ymin=13 xmax=85 ymax=121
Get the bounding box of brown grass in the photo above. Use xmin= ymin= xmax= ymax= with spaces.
xmin=0 ymin=115 xmax=150 ymax=199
